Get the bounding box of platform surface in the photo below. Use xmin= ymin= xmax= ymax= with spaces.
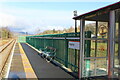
xmin=8 ymin=43 xmax=26 ymax=78
xmin=21 ymin=43 xmax=73 ymax=78
xmin=8 ymin=42 xmax=73 ymax=79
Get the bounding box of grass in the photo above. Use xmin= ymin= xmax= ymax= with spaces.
xmin=83 ymin=41 xmax=119 ymax=76
xmin=90 ymin=41 xmax=118 ymax=57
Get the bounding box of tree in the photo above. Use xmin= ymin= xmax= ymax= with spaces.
xmin=0 ymin=27 xmax=13 ymax=39
xmin=85 ymin=23 xmax=96 ymax=34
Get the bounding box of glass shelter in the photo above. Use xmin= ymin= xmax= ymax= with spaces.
xmin=73 ymin=2 xmax=120 ymax=79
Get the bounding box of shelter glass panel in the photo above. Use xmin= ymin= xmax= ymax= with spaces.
xmin=114 ymin=9 xmax=120 ymax=69
xmin=90 ymin=40 xmax=96 ymax=57
xmin=82 ymin=59 xmax=95 ymax=77
xmin=85 ymin=21 xmax=96 ymax=37
xmin=83 ymin=18 xmax=108 ymax=77
xmin=98 ymin=22 xmax=108 ymax=39
xmin=114 ymin=9 xmax=120 ymax=79
xmin=96 ymin=40 xmax=107 ymax=57
xmin=83 ymin=40 xmax=108 ymax=77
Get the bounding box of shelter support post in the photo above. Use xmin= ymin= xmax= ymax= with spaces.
xmin=108 ymin=10 xmax=115 ymax=78
xmin=118 ymin=13 xmax=120 ymax=79
xmin=79 ymin=19 xmax=85 ymax=78
xmin=75 ymin=20 xmax=77 ymax=33
xmin=84 ymin=31 xmax=91 ymax=77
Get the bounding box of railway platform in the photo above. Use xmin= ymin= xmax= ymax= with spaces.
xmin=8 ymin=42 xmax=74 ymax=79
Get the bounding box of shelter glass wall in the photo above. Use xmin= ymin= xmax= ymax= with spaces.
xmin=82 ymin=20 xmax=108 ymax=77
xmin=113 ymin=8 xmax=120 ymax=78
xmin=80 ymin=8 xmax=120 ymax=79
xmin=76 ymin=2 xmax=120 ymax=79
xmin=78 ymin=8 xmax=110 ymax=78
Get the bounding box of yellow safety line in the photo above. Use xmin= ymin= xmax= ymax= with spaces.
xmin=18 ymin=43 xmax=37 ymax=78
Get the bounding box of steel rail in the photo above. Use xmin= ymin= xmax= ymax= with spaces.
xmin=0 ymin=39 xmax=16 ymax=77
xmin=0 ymin=39 xmax=14 ymax=53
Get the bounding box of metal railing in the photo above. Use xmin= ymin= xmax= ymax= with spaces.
xmin=25 ymin=32 xmax=91 ymax=73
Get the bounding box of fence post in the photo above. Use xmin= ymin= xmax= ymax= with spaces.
xmin=65 ymin=34 xmax=68 ymax=67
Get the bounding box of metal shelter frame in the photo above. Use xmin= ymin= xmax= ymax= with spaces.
xmin=73 ymin=2 xmax=120 ymax=79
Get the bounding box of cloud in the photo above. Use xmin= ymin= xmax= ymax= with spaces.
xmin=0 ymin=7 xmax=74 ymax=32
xmin=0 ymin=12 xmax=32 ymax=28
xmin=0 ymin=13 xmax=16 ymax=27
xmin=0 ymin=12 xmax=66 ymax=33
xmin=40 ymin=26 xmax=65 ymax=31
xmin=0 ymin=3 xmax=75 ymax=34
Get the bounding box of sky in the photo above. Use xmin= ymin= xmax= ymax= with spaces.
xmin=0 ymin=0 xmax=119 ymax=34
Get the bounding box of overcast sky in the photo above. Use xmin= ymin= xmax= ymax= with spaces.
xmin=0 ymin=0 xmax=118 ymax=34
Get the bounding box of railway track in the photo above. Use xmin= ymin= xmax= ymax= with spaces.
xmin=0 ymin=40 xmax=14 ymax=53
xmin=0 ymin=39 xmax=16 ymax=78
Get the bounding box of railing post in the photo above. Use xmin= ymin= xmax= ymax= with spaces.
xmin=75 ymin=20 xmax=77 ymax=33
xmin=84 ymin=31 xmax=91 ymax=77
xmin=65 ymin=34 xmax=68 ymax=67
